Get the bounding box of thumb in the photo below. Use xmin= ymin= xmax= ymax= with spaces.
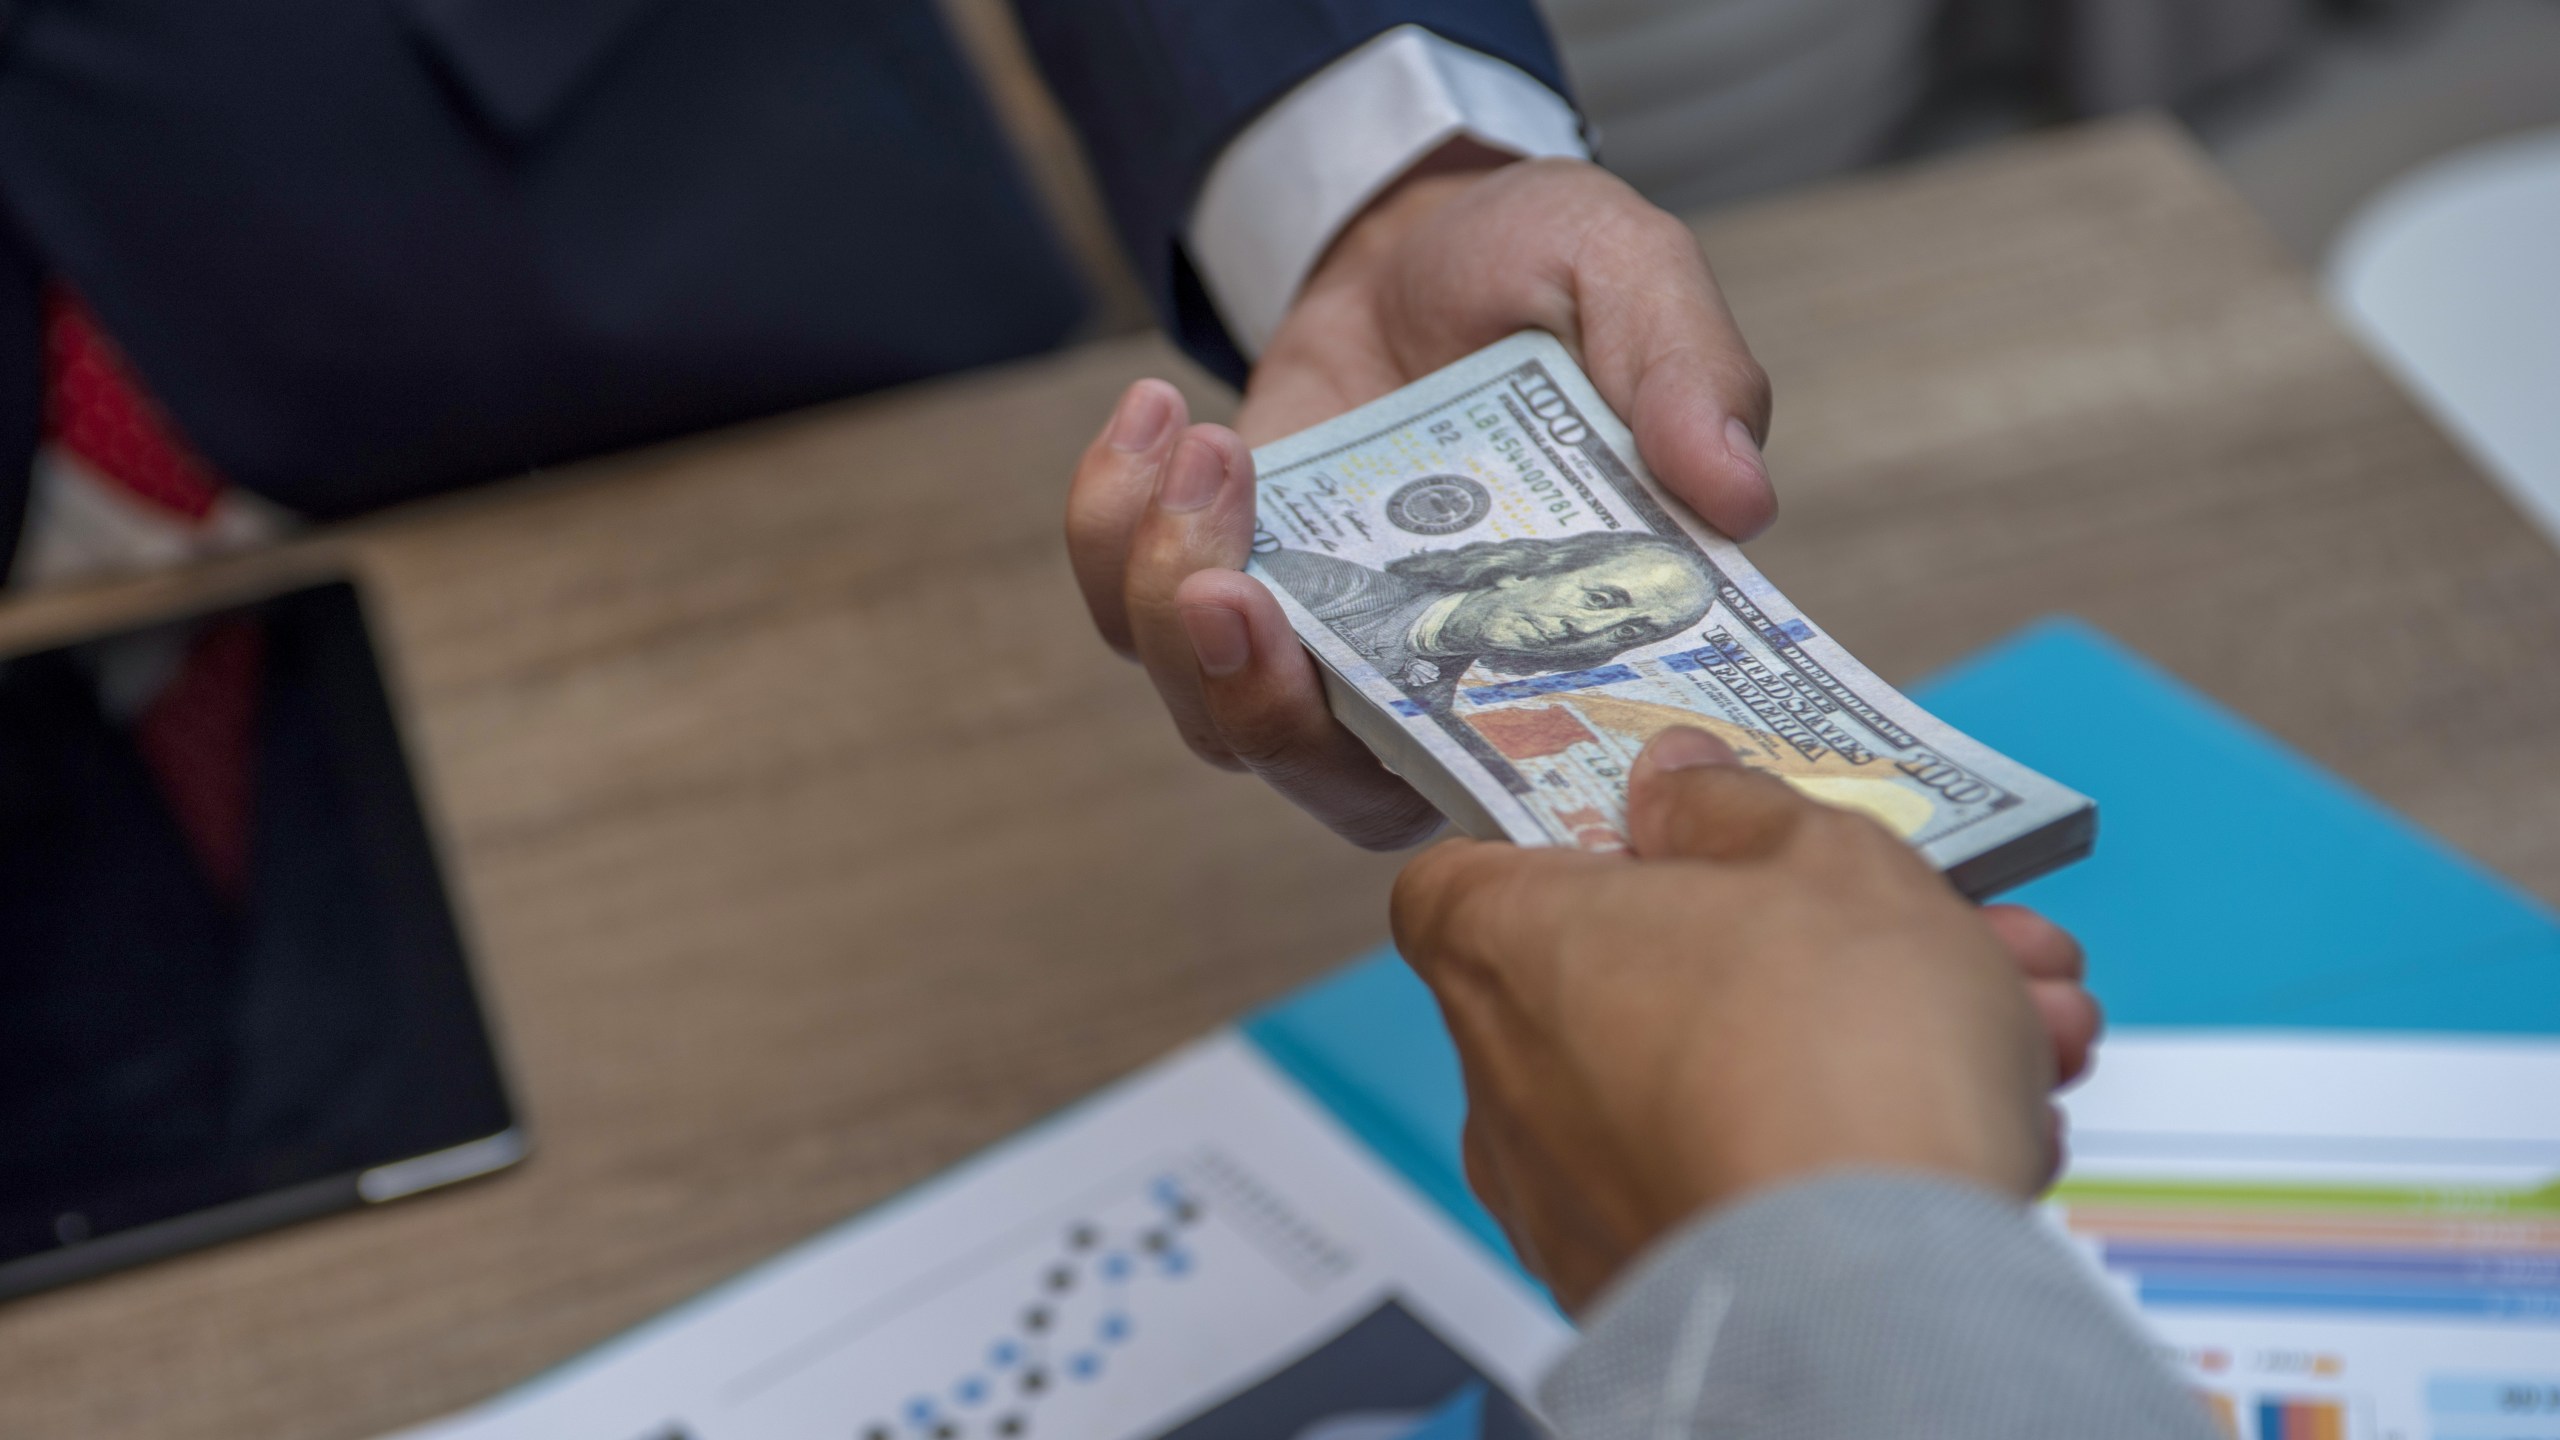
xmin=1624 ymin=726 xmax=1813 ymax=863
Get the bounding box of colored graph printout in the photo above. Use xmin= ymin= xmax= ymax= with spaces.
xmin=2259 ymin=1397 xmax=2349 ymax=1440
xmin=2153 ymin=1309 xmax=2560 ymax=1440
xmin=383 ymin=1039 xmax=1569 ymax=1440
xmin=2059 ymin=1037 xmax=2560 ymax=1439
xmin=2054 ymin=1034 xmax=2560 ymax=1320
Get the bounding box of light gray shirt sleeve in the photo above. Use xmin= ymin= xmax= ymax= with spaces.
xmin=1538 ymin=1172 xmax=2223 ymax=1440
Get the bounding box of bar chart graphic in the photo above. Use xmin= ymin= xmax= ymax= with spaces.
xmin=2256 ymin=1396 xmax=2346 ymax=1440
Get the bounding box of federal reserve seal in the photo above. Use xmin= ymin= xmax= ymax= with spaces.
xmin=1384 ymin=474 xmax=1491 ymax=536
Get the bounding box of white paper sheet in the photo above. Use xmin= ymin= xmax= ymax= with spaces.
xmin=2055 ymin=1030 xmax=2560 ymax=1437
xmin=2062 ymin=1030 xmax=2560 ymax=1188
xmin=389 ymin=1036 xmax=1570 ymax=1440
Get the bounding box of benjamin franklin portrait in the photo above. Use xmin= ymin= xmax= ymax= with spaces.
xmin=1258 ymin=532 xmax=1718 ymax=712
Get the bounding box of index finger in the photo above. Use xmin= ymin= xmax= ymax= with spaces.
xmin=1980 ymin=906 xmax=2087 ymax=983
xmin=1570 ymin=195 xmax=1776 ymax=540
xmin=1390 ymin=838 xmax=1610 ymax=991
xmin=1065 ymin=379 xmax=1187 ymax=655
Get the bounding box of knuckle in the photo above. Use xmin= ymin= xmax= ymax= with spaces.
xmin=1584 ymin=180 xmax=1688 ymax=248
xmin=1227 ymin=726 xmax=1446 ymax=850
xmin=1637 ymin=204 xmax=1704 ymax=258
xmin=1213 ymin=709 xmax=1307 ymax=773
xmin=1393 ymin=840 xmax=1467 ymax=910
xmin=1175 ymin=727 xmax=1244 ymax=772
xmin=1391 ymin=845 xmax=1478 ymax=960
xmin=1333 ymin=786 xmax=1448 ymax=851
xmin=1400 ymin=843 xmax=1545 ymax=968
xmin=1730 ymin=357 xmax=1774 ymax=426
xmin=1451 ymin=861 xmax=1566 ymax=964
xmin=2000 ymin=906 xmax=2089 ymax=980
xmin=1123 ymin=566 xmax=1202 ymax=639
xmin=1121 ymin=519 xmax=1181 ymax=595
xmin=1663 ymin=766 xmax=1801 ymax=860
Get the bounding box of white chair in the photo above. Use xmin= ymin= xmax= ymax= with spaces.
xmin=2328 ymin=126 xmax=2560 ymax=547
xmin=1539 ymin=0 xmax=1937 ymax=211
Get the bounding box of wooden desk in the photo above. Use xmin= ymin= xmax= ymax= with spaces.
xmin=5 ymin=117 xmax=2557 ymax=1439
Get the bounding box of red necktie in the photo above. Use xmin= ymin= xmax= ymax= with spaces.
xmin=42 ymin=284 xmax=261 ymax=898
xmin=43 ymin=286 xmax=227 ymax=520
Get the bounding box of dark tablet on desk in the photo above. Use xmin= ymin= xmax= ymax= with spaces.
xmin=0 ymin=578 xmax=521 ymax=1301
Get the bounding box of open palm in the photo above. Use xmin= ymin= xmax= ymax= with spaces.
xmin=1067 ymin=151 xmax=1776 ymax=846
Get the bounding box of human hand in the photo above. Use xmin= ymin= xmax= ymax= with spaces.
xmin=1390 ymin=726 xmax=2101 ymax=1313
xmin=1066 ymin=147 xmax=1773 ymax=847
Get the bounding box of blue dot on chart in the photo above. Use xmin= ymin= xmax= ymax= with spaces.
xmin=1159 ymin=1247 xmax=1191 ymax=1277
xmin=905 ymin=1396 xmax=937 ymax=1425
xmin=1099 ymin=1312 xmax=1131 ymax=1344
xmin=990 ymin=1338 xmax=1022 ymax=1368
xmin=1100 ymin=1252 xmax=1132 ymax=1282
xmin=1151 ymin=1176 xmax=1185 ymax=1209
xmin=1068 ymin=1352 xmax=1103 ymax=1381
xmin=955 ymin=1376 xmax=990 ymax=1406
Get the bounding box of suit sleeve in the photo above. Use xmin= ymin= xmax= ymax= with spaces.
xmin=1005 ymin=0 xmax=1569 ymax=386
xmin=1541 ymin=1173 xmax=2226 ymax=1440
xmin=0 ymin=214 xmax=41 ymax=584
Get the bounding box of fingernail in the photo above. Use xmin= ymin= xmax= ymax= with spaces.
xmin=1639 ymin=725 xmax=1737 ymax=774
xmin=1723 ymin=417 xmax=1767 ymax=484
xmin=1182 ymin=604 xmax=1250 ymax=677
xmin=1720 ymin=418 xmax=1777 ymax=540
xmin=1108 ymin=383 xmax=1176 ymax=454
xmin=1156 ymin=434 xmax=1227 ymax=513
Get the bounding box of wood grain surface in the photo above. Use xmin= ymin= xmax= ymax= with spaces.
xmin=3 ymin=117 xmax=2555 ymax=1439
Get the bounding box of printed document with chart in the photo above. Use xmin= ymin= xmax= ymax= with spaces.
xmin=2053 ymin=1031 xmax=2560 ymax=1440
xmin=390 ymin=1036 xmax=1569 ymax=1440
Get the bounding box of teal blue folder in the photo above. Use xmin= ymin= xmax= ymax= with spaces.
xmin=1244 ymin=618 xmax=2560 ymax=1268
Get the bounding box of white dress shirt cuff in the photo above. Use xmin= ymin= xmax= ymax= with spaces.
xmin=1186 ymin=25 xmax=1588 ymax=360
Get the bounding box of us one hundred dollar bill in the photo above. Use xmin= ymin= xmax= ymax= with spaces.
xmin=1246 ymin=331 xmax=2094 ymax=899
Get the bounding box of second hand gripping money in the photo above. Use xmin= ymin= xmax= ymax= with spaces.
xmin=1246 ymin=331 xmax=2094 ymax=900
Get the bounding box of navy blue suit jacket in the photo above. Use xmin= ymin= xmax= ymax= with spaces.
xmin=0 ymin=0 xmax=1563 ymax=574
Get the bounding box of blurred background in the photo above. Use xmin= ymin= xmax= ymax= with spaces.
xmin=1549 ymin=0 xmax=2560 ymax=253
xmin=946 ymin=0 xmax=2560 ymax=545
xmin=951 ymin=0 xmax=2560 ymax=305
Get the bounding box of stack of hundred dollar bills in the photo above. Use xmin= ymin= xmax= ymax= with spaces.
xmin=1248 ymin=331 xmax=2093 ymax=900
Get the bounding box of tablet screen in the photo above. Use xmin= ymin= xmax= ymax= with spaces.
xmin=0 ymin=580 xmax=518 ymax=1297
